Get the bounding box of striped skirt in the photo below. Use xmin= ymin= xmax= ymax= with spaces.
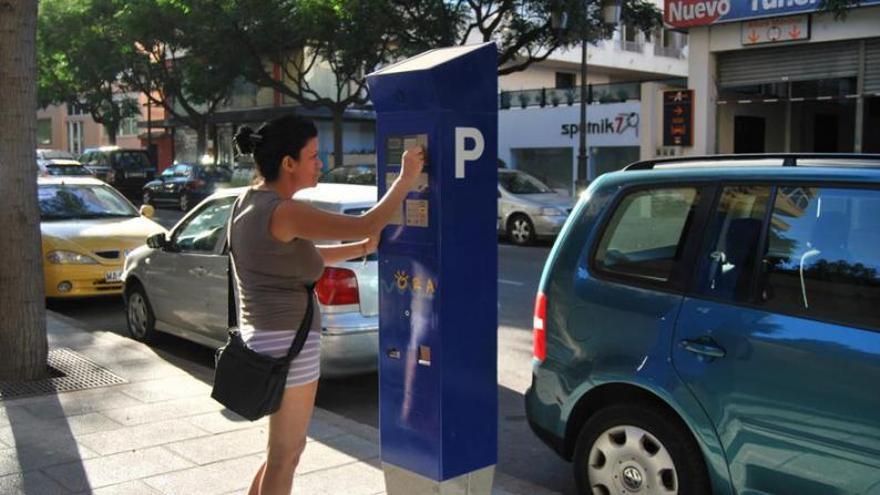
xmin=239 ymin=326 xmax=321 ymax=387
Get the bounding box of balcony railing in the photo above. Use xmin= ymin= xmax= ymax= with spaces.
xmin=498 ymin=81 xmax=642 ymax=110
xmin=621 ymin=40 xmax=644 ymax=53
xmin=653 ymin=44 xmax=686 ymax=59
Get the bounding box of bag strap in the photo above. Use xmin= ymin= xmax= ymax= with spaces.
xmin=226 ymin=189 xmax=316 ymax=363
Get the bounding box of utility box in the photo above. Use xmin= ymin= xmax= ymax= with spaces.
xmin=367 ymin=42 xmax=498 ymax=494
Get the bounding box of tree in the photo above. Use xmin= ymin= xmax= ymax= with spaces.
xmin=207 ymin=0 xmax=403 ymax=169
xmin=399 ymin=0 xmax=662 ymax=75
xmin=37 ymin=0 xmax=139 ymax=145
xmin=117 ymin=0 xmax=241 ymax=158
xmin=0 ymin=0 xmax=49 ymax=381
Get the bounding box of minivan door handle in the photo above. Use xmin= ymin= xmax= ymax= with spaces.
xmin=680 ymin=338 xmax=726 ymax=359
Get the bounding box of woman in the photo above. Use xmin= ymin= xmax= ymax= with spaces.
xmin=230 ymin=114 xmax=424 ymax=495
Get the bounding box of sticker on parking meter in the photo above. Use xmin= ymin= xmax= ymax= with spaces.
xmin=386 ymin=134 xmax=428 ymax=168
xmin=386 ymin=171 xmax=429 ymax=193
xmin=405 ymin=199 xmax=429 ymax=227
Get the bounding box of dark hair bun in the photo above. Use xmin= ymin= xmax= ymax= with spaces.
xmin=234 ymin=126 xmax=260 ymax=155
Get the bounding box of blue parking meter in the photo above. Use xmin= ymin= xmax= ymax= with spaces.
xmin=367 ymin=43 xmax=498 ymax=493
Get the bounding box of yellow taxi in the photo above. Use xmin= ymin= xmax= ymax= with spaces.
xmin=39 ymin=177 xmax=166 ymax=298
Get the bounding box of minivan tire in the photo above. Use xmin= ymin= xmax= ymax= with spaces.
xmin=125 ymin=283 xmax=159 ymax=344
xmin=572 ymin=403 xmax=710 ymax=495
xmin=507 ymin=214 xmax=536 ymax=246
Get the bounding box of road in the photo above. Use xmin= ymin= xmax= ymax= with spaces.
xmin=50 ymin=205 xmax=577 ymax=494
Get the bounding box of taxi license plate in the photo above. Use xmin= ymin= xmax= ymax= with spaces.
xmin=105 ymin=271 xmax=122 ymax=283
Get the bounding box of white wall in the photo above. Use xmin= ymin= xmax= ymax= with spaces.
xmin=498 ymin=102 xmax=641 ymax=179
xmin=687 ymin=27 xmax=717 ymax=155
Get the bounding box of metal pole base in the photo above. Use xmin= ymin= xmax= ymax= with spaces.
xmin=383 ymin=463 xmax=495 ymax=495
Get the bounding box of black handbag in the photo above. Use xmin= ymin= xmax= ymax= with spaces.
xmin=210 ymin=192 xmax=315 ymax=421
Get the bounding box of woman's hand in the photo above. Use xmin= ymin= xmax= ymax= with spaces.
xmin=401 ymin=145 xmax=425 ymax=184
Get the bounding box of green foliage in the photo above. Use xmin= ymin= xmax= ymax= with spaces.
xmin=37 ymin=0 xmax=139 ymax=143
xmin=820 ymin=0 xmax=864 ymax=18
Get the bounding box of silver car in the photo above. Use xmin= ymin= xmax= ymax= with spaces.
xmin=122 ymin=183 xmax=380 ymax=377
xmin=497 ymin=169 xmax=573 ymax=246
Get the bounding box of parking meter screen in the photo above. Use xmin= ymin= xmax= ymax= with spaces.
xmin=385 ymin=134 xmax=430 ymax=230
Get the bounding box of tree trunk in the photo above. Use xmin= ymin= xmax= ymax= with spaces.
xmin=196 ymin=123 xmax=207 ymax=159
xmin=0 ymin=0 xmax=48 ymax=381
xmin=105 ymin=122 xmax=118 ymax=145
xmin=332 ymin=107 xmax=344 ymax=169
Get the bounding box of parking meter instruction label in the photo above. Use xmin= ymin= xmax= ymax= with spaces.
xmin=405 ymin=199 xmax=429 ymax=227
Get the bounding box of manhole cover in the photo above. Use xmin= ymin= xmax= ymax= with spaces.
xmin=0 ymin=348 xmax=127 ymax=400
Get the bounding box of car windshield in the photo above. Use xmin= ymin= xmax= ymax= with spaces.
xmin=45 ymin=165 xmax=92 ymax=176
xmin=113 ymin=151 xmax=151 ymax=170
xmin=320 ymin=165 xmax=376 ymax=185
xmin=499 ymin=171 xmax=553 ymax=194
xmin=39 ymin=183 xmax=138 ymax=220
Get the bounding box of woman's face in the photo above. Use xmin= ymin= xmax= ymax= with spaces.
xmin=289 ymin=137 xmax=322 ymax=189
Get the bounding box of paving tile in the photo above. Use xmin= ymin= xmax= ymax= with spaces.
xmin=0 ymin=412 xmax=122 ymax=446
xmin=22 ymin=390 xmax=142 ymax=420
xmin=144 ymin=454 xmax=264 ymax=495
xmin=101 ymin=396 xmax=226 ymax=427
xmin=166 ymin=426 xmax=268 ymax=465
xmin=76 ymin=419 xmax=208 ymax=455
xmin=185 ymin=410 xmax=267 ymax=434
xmin=117 ymin=377 xmax=212 ymax=403
xmin=296 ymin=434 xmax=380 ymax=475
xmin=0 ymin=442 xmax=98 ymax=477
xmin=306 ymin=419 xmax=347 ymax=443
xmin=44 ymin=446 xmax=194 ymax=492
xmin=293 ymin=459 xmax=386 ymax=495
xmin=86 ymin=480 xmax=163 ymax=495
xmin=0 ymin=405 xmax=36 ymax=430
xmin=101 ymin=359 xmax=189 ymax=383
xmin=0 ymin=471 xmax=71 ymax=494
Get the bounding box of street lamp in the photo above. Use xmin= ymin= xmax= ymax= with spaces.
xmin=555 ymin=0 xmax=622 ymax=192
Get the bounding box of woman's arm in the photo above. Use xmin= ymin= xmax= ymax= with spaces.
xmin=315 ymin=241 xmax=367 ymax=265
xmin=270 ymin=147 xmax=424 ymax=243
xmin=315 ymin=233 xmax=379 ymax=265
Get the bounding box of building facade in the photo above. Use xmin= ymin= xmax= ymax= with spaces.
xmin=666 ymin=0 xmax=880 ymax=155
xmin=496 ymin=1 xmax=690 ymax=196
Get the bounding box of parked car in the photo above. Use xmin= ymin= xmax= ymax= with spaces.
xmin=37 ymin=159 xmax=94 ymax=177
xmin=525 ymin=154 xmax=880 ymax=495
xmin=79 ymin=146 xmax=156 ymax=199
xmin=142 ymin=163 xmax=230 ymax=211
xmin=38 ymin=177 xmax=165 ymax=298
xmin=122 ymin=183 xmax=381 ymax=377
xmin=36 ymin=149 xmax=77 ymax=161
xmin=320 ymin=164 xmax=377 ymax=185
xmin=498 ymin=169 xmax=573 ymax=245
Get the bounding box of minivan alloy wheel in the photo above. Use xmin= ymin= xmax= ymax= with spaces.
xmin=587 ymin=425 xmax=677 ymax=494
xmin=179 ymin=193 xmax=190 ymax=211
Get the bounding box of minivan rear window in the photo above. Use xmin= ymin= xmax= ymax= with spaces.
xmin=594 ymin=187 xmax=700 ymax=283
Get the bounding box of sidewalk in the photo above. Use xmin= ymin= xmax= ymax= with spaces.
xmin=0 ymin=311 xmax=558 ymax=495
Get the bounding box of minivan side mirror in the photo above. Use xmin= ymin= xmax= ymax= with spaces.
xmin=146 ymin=232 xmax=168 ymax=250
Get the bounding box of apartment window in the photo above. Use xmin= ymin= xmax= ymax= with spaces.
xmin=67 ymin=102 xmax=88 ymax=116
xmin=37 ymin=119 xmax=52 ymax=146
xmin=555 ymin=72 xmax=576 ymax=89
xmin=621 ymin=25 xmax=643 ymax=53
xmin=67 ymin=121 xmax=83 ymax=156
xmin=118 ymin=116 xmax=139 ymax=137
xmin=654 ymin=29 xmax=687 ymax=58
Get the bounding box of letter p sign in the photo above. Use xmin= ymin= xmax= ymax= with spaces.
xmin=455 ymin=127 xmax=484 ymax=179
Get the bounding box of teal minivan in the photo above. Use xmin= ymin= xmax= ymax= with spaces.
xmin=525 ymin=154 xmax=880 ymax=495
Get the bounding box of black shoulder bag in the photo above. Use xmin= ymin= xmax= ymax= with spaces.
xmin=211 ymin=193 xmax=315 ymax=421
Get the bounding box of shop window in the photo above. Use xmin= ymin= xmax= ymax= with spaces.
xmin=791 ymin=78 xmax=857 ymax=98
xmin=555 ymin=72 xmax=575 ymax=89
xmin=863 ymin=97 xmax=880 ymax=153
xmin=37 ymin=118 xmax=52 ymax=146
xmin=118 ymin=117 xmax=139 ymax=137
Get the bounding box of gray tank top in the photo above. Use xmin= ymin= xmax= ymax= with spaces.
xmin=229 ymin=188 xmax=324 ymax=331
